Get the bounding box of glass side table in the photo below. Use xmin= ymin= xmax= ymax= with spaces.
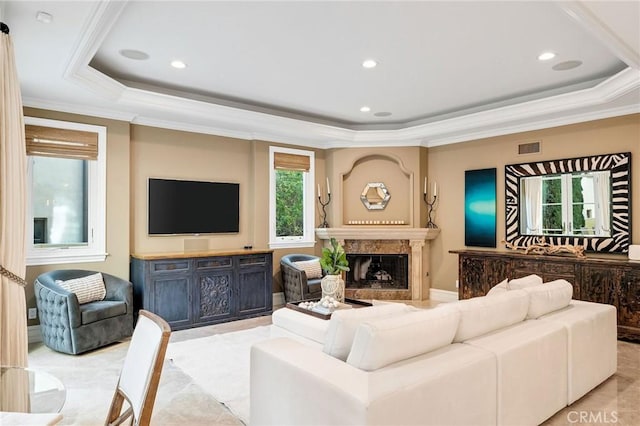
xmin=0 ymin=366 xmax=66 ymax=413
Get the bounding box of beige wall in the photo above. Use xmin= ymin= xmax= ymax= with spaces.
xmin=22 ymin=107 xmax=639 ymax=318
xmin=428 ymin=114 xmax=640 ymax=292
xmin=130 ymin=127 xmax=326 ymax=293
xmin=130 ymin=125 xmax=254 ymax=253
xmin=24 ymin=108 xmax=131 ymax=326
xmin=325 ymin=147 xmax=425 ymax=227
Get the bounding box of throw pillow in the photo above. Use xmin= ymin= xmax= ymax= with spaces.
xmin=323 ymin=302 xmax=412 ymax=361
xmin=346 ymin=307 xmax=460 ymax=371
xmin=507 ymin=274 xmax=543 ymax=290
xmin=293 ymin=259 xmax=323 ymax=279
xmin=486 ymin=279 xmax=509 ymax=296
xmin=452 ymin=290 xmax=530 ymax=342
xmin=523 ymin=279 xmax=573 ymax=319
xmin=56 ymin=273 xmax=106 ymax=304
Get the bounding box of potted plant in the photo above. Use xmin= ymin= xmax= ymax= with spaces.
xmin=319 ymin=238 xmax=350 ymax=302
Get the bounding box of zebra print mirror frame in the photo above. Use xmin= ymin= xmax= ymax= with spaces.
xmin=505 ymin=152 xmax=631 ymax=253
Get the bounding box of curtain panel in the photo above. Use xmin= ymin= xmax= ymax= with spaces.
xmin=0 ymin=28 xmax=28 ymax=370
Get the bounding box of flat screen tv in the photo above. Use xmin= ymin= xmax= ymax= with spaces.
xmin=148 ymin=178 xmax=239 ymax=235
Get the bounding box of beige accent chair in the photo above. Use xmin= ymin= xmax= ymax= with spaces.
xmin=105 ymin=310 xmax=171 ymax=426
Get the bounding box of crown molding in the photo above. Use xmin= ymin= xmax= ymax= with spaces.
xmin=22 ymin=96 xmax=137 ymax=123
xmin=52 ymin=0 xmax=640 ymax=149
xmin=559 ymin=1 xmax=639 ymax=69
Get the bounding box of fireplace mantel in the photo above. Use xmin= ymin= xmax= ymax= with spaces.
xmin=315 ymin=227 xmax=440 ymax=300
xmin=315 ymin=227 xmax=440 ymax=241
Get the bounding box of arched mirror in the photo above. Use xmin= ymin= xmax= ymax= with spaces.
xmin=360 ymin=182 xmax=391 ymax=210
xmin=505 ymin=152 xmax=631 ymax=253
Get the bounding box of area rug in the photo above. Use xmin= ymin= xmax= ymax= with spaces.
xmin=166 ymin=325 xmax=272 ymax=424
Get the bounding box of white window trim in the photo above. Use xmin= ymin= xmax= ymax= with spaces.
xmin=25 ymin=117 xmax=107 ymax=266
xmin=269 ymin=146 xmax=316 ymax=249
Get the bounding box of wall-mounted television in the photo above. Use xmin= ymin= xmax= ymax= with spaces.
xmin=148 ymin=178 xmax=239 ymax=235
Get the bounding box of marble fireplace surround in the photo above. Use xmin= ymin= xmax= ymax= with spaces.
xmin=315 ymin=227 xmax=440 ymax=300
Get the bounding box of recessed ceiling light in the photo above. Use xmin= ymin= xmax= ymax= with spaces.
xmin=36 ymin=11 xmax=53 ymax=24
xmin=552 ymin=60 xmax=582 ymax=71
xmin=362 ymin=59 xmax=377 ymax=69
xmin=171 ymin=60 xmax=187 ymax=69
xmin=374 ymin=112 xmax=392 ymax=117
xmin=538 ymin=52 xmax=556 ymax=61
xmin=119 ymin=49 xmax=149 ymax=60
xmin=360 ymin=106 xmax=371 ymax=112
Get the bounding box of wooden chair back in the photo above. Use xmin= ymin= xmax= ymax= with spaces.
xmin=105 ymin=310 xmax=171 ymax=426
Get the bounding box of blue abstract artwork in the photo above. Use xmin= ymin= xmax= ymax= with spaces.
xmin=465 ymin=168 xmax=497 ymax=247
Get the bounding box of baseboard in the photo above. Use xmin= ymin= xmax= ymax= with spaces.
xmin=28 ymin=325 xmax=42 ymax=344
xmin=272 ymin=292 xmax=285 ymax=308
xmin=430 ymin=288 xmax=459 ymax=303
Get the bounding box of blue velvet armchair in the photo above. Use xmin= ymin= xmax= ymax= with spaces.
xmin=34 ymin=270 xmax=134 ymax=355
xmin=280 ymin=254 xmax=324 ymax=302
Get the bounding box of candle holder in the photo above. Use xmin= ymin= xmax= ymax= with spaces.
xmin=423 ymin=192 xmax=438 ymax=228
xmin=318 ymin=193 xmax=331 ymax=228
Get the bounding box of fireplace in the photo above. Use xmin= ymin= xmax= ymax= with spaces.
xmin=316 ymin=227 xmax=439 ymax=300
xmin=346 ymin=254 xmax=409 ymax=290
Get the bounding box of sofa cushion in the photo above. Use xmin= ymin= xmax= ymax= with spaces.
xmin=271 ymin=307 xmax=330 ymax=344
xmin=293 ymin=259 xmax=323 ymax=279
xmin=507 ymin=274 xmax=543 ymax=290
xmin=323 ymin=302 xmax=411 ymax=361
xmin=56 ymin=272 xmax=106 ymax=304
xmin=346 ymin=307 xmax=460 ymax=371
xmin=523 ymin=279 xmax=573 ymax=319
xmin=80 ymin=300 xmax=127 ymax=325
xmin=486 ymin=279 xmax=509 ymax=296
xmin=452 ymin=290 xmax=530 ymax=342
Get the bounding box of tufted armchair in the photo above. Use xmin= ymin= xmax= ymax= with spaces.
xmin=280 ymin=254 xmax=324 ymax=302
xmin=34 ymin=270 xmax=133 ymax=355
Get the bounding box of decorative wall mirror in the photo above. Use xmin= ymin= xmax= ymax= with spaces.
xmin=505 ymin=152 xmax=631 ymax=253
xmin=360 ymin=182 xmax=391 ymax=210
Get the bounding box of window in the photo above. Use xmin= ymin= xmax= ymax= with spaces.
xmin=269 ymin=146 xmax=315 ymax=249
xmin=25 ymin=117 xmax=107 ymax=265
xmin=521 ymin=171 xmax=610 ymax=237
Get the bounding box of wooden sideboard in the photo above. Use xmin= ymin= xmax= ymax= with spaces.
xmin=131 ymin=249 xmax=273 ymax=330
xmin=450 ymin=249 xmax=640 ymax=341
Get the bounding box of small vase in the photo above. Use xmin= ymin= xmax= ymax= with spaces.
xmin=321 ymin=274 xmax=345 ymax=303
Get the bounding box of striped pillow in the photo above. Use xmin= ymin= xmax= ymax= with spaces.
xmin=293 ymin=259 xmax=323 ymax=279
xmin=56 ymin=273 xmax=106 ymax=304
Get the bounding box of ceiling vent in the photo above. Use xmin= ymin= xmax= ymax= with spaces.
xmin=518 ymin=141 xmax=541 ymax=155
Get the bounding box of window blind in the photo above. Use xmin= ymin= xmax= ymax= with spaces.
xmin=273 ymin=152 xmax=310 ymax=171
xmin=26 ymin=125 xmax=98 ymax=160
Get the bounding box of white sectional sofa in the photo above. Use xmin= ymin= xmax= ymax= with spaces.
xmin=250 ymin=278 xmax=617 ymax=426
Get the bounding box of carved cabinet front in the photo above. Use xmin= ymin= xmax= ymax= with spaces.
xmin=451 ymin=250 xmax=640 ymax=341
xmin=131 ymin=251 xmax=273 ymax=330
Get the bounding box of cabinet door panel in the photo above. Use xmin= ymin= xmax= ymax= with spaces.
xmin=618 ymin=270 xmax=640 ymax=333
xmin=238 ymin=268 xmax=271 ymax=315
xmin=459 ymin=257 xmax=486 ymax=299
xmin=581 ymin=266 xmax=616 ymax=305
xmin=151 ymin=275 xmax=191 ymax=328
xmin=195 ymin=271 xmax=233 ymax=322
xmin=485 ymin=258 xmax=511 ymax=290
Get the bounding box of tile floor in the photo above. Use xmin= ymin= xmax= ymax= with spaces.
xmin=28 ymin=308 xmax=639 ymax=426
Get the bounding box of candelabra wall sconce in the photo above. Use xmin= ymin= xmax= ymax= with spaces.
xmin=318 ymin=178 xmax=331 ymax=228
xmin=423 ymin=178 xmax=438 ymax=229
